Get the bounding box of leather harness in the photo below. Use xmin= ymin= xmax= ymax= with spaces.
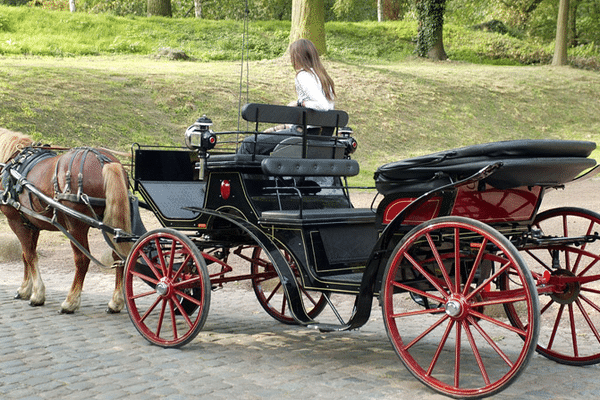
xmin=1 ymin=145 xmax=114 ymax=227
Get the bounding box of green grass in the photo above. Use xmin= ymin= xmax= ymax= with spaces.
xmin=2 ymin=56 xmax=598 ymax=187
xmin=1 ymin=6 xmax=599 ymax=186
xmin=2 ymin=6 xmax=599 ymax=66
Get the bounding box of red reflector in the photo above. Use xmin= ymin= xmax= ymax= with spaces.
xmin=220 ymin=180 xmax=231 ymax=200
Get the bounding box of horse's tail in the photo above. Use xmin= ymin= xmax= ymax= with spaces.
xmin=102 ymin=162 xmax=132 ymax=258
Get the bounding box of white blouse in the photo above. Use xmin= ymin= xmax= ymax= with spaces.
xmin=295 ymin=69 xmax=334 ymax=111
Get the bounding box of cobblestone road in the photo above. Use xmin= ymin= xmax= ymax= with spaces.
xmin=2 ymin=181 xmax=600 ymax=399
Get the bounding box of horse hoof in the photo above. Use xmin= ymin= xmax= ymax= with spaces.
xmin=59 ymin=308 xmax=75 ymax=314
xmin=105 ymin=307 xmax=121 ymax=314
xmin=28 ymin=300 xmax=44 ymax=307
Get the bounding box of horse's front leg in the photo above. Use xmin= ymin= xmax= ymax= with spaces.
xmin=7 ymin=220 xmax=45 ymax=306
xmin=107 ymin=254 xmax=124 ymax=313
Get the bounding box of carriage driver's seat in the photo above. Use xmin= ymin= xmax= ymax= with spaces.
xmin=270 ymin=136 xmax=347 ymax=159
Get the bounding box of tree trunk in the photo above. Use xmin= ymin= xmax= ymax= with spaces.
xmin=69 ymin=0 xmax=75 ymax=12
xmin=569 ymin=0 xmax=581 ymax=46
xmin=147 ymin=0 xmax=172 ymax=17
xmin=194 ymin=0 xmax=201 ymax=18
xmin=427 ymin=29 xmax=447 ymax=60
xmin=416 ymin=0 xmax=448 ymax=61
xmin=290 ymin=0 xmax=326 ymax=55
xmin=378 ymin=0 xmax=383 ymax=22
xmin=552 ymin=0 xmax=570 ymax=66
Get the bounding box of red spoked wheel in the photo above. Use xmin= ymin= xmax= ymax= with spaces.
xmin=249 ymin=245 xmax=328 ymax=324
xmin=381 ymin=216 xmax=539 ymax=399
xmin=123 ymin=228 xmax=211 ymax=348
xmin=505 ymin=207 xmax=600 ymax=365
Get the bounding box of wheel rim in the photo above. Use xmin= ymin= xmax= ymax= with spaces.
xmin=509 ymin=207 xmax=600 ymax=365
xmin=382 ymin=217 xmax=538 ymax=398
xmin=250 ymin=245 xmax=327 ymax=324
xmin=124 ymin=229 xmax=210 ymax=348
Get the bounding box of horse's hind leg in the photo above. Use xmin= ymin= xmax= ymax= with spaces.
xmin=107 ymin=255 xmax=124 ymax=314
xmin=60 ymin=227 xmax=91 ymax=314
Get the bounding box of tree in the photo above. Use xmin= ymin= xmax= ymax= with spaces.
xmin=147 ymin=0 xmax=172 ymax=17
xmin=552 ymin=0 xmax=570 ymax=65
xmin=416 ymin=0 xmax=448 ymax=60
xmin=194 ymin=0 xmax=202 ymax=18
xmin=69 ymin=0 xmax=75 ymax=12
xmin=290 ymin=0 xmax=327 ymax=55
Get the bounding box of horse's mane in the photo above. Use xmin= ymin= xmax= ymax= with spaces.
xmin=0 ymin=128 xmax=34 ymax=163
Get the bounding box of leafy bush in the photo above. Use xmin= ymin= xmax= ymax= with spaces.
xmin=0 ymin=0 xmax=29 ymax=5
xmin=27 ymin=0 xmax=68 ymax=11
xmin=0 ymin=13 xmax=10 ymax=31
xmin=78 ymin=0 xmax=146 ymax=16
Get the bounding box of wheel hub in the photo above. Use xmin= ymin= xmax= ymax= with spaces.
xmin=550 ymin=269 xmax=580 ymax=305
xmin=156 ymin=279 xmax=172 ymax=297
xmin=445 ymin=300 xmax=461 ymax=317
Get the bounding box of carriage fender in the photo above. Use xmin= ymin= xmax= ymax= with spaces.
xmin=184 ymin=207 xmax=316 ymax=326
xmin=345 ymin=162 xmax=507 ymax=329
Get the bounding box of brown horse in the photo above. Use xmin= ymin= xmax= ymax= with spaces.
xmin=0 ymin=127 xmax=132 ymax=313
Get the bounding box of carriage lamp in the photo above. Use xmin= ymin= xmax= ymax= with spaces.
xmin=184 ymin=115 xmax=217 ymax=151
xmin=338 ymin=126 xmax=357 ymax=155
xmin=185 ymin=115 xmax=217 ymax=181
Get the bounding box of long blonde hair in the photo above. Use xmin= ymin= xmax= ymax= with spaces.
xmin=289 ymin=39 xmax=335 ymax=101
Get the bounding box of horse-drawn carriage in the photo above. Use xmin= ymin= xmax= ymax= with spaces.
xmin=2 ymin=104 xmax=600 ymax=398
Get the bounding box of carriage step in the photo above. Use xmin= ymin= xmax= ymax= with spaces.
xmin=312 ymin=323 xmax=353 ymax=333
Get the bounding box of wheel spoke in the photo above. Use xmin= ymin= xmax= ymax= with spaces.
xmin=403 ymin=252 xmax=450 ymax=299
xmin=426 ymin=233 xmax=453 ymax=294
xmin=172 ymin=253 xmax=193 ymax=282
xmin=391 ymin=280 xmax=446 ymax=306
xmin=139 ymin=296 xmax=162 ymax=323
xmin=568 ymin=304 xmax=578 ymax=357
xmin=575 ymin=299 xmax=600 ymax=345
xmin=463 ymin=320 xmax=491 ymax=386
xmin=426 ymin=318 xmax=454 ymax=376
xmin=468 ymin=317 xmax=514 ymax=368
xmin=463 ymin=238 xmax=488 ymax=295
xmin=454 ymin=228 xmax=461 ymax=293
xmin=405 ymin=314 xmax=449 ymax=350
xmin=547 ymin=304 xmax=565 ymax=351
xmin=154 ymin=237 xmax=168 ymax=276
xmin=156 ymin=299 xmax=167 ymax=338
xmin=453 ymin=321 xmax=461 ymax=388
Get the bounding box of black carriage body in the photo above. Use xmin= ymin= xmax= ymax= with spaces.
xmin=126 ymin=103 xmax=600 ymax=398
xmin=132 ymin=106 xmax=598 ymax=303
xmin=133 ymin=146 xmax=379 ymax=295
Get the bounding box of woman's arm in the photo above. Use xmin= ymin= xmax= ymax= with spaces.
xmin=295 ymin=70 xmax=334 ymax=111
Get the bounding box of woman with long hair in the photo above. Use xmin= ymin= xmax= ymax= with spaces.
xmin=239 ymin=39 xmax=336 ymax=155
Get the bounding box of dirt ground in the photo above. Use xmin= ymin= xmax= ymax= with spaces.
xmin=0 ymin=177 xmax=598 ymax=278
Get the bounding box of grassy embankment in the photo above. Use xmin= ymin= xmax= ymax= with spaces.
xmin=1 ymin=6 xmax=599 ymax=185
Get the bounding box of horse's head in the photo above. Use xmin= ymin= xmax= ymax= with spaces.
xmin=0 ymin=128 xmax=34 ymax=163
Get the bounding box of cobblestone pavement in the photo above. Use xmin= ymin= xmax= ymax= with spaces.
xmin=1 ymin=181 xmax=600 ymax=399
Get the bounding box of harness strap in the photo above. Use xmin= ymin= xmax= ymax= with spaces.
xmin=52 ymin=147 xmax=115 ymax=206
